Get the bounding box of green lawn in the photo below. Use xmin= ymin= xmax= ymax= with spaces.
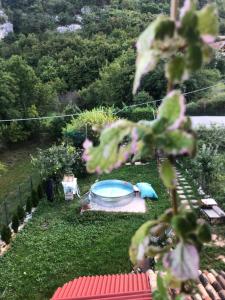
xmin=0 ymin=162 xmax=170 ymax=300
xmin=0 ymin=142 xmax=40 ymax=201
xmin=0 ymin=162 xmax=224 ymax=300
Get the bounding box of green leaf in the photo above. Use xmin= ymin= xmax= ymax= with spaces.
xmin=179 ymin=10 xmax=199 ymax=43
xmin=160 ymin=159 xmax=176 ymax=189
xmin=129 ymin=220 xmax=158 ymax=265
xmin=133 ymin=16 xmax=175 ymax=94
xmin=154 ymin=18 xmax=175 ymax=41
xmin=158 ymin=90 xmax=186 ymax=130
xmin=197 ymin=223 xmax=211 ymax=243
xmin=133 ymin=50 xmax=158 ymax=94
xmin=165 ymin=56 xmax=189 ymax=84
xmin=172 ymin=215 xmax=190 ymax=238
xmin=186 ymin=44 xmax=203 ymax=71
xmin=157 ymin=130 xmax=196 ymax=156
xmin=185 ymin=211 xmax=197 ymax=231
xmin=197 ymin=4 xmax=219 ymax=41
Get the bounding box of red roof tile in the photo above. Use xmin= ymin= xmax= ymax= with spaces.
xmin=51 ymin=273 xmax=152 ymax=300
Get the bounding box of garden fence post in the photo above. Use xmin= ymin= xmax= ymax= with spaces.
xmin=3 ymin=201 xmax=9 ymax=225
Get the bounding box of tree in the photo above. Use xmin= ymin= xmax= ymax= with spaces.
xmin=26 ymin=197 xmax=32 ymax=214
xmin=1 ymin=225 xmax=12 ymax=245
xmin=31 ymin=190 xmax=39 ymax=208
xmin=11 ymin=214 xmax=19 ymax=233
xmin=17 ymin=205 xmax=25 ymax=223
xmin=80 ymin=49 xmax=136 ymax=108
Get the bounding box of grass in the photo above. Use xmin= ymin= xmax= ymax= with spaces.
xmin=0 ymin=142 xmax=40 ymax=202
xmin=0 ymin=142 xmax=45 ymax=228
xmin=0 ymin=161 xmax=224 ymax=300
xmin=0 ymin=162 xmax=170 ymax=300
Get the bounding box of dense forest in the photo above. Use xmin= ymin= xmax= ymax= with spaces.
xmin=0 ymin=0 xmax=224 ymax=147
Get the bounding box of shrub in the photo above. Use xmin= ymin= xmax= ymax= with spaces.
xmin=32 ymin=144 xmax=77 ymax=179
xmin=26 ymin=197 xmax=32 ymax=214
xmin=37 ymin=183 xmax=44 ymax=199
xmin=31 ymin=190 xmax=39 ymax=208
xmin=133 ymin=91 xmax=153 ymax=104
xmin=1 ymin=225 xmax=12 ymax=245
xmin=187 ymin=91 xmax=225 ymax=116
xmin=118 ymin=105 xmax=156 ymax=122
xmin=72 ymin=149 xmax=88 ymax=178
xmin=17 ymin=205 xmax=25 ymax=223
xmin=197 ymin=125 xmax=225 ymax=152
xmin=186 ymin=102 xmax=200 ymax=116
xmin=11 ymin=214 xmax=20 ymax=233
xmin=64 ymin=108 xmax=117 ymax=146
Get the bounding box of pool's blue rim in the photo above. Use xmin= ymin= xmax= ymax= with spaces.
xmin=91 ymin=179 xmax=134 ymax=199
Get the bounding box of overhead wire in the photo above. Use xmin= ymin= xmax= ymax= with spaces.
xmin=0 ymin=80 xmax=224 ymax=123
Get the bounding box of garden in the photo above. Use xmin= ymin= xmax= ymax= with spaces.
xmin=0 ymin=108 xmax=224 ymax=299
xmin=0 ymin=162 xmax=170 ymax=300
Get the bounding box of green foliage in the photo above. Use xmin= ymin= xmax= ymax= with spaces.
xmin=32 ymin=144 xmax=79 ymax=179
xmin=197 ymin=126 xmax=225 ymax=151
xmin=0 ymin=162 xmax=7 ymax=174
xmin=0 ymin=122 xmax=29 ymax=144
xmin=64 ymin=108 xmax=117 ymax=146
xmin=180 ymin=126 xmax=225 ymax=206
xmin=80 ymin=50 xmax=136 ymax=108
xmin=1 ymin=225 xmax=12 ymax=245
xmin=26 ymin=197 xmax=32 ymax=214
xmin=118 ymin=105 xmax=156 ymax=122
xmin=160 ymin=159 xmax=176 ymax=189
xmin=11 ymin=213 xmax=20 ymax=233
xmin=17 ymin=205 xmax=25 ymax=222
xmin=72 ymin=150 xmax=88 ymax=178
xmin=31 ymin=189 xmax=39 ymax=208
xmin=37 ymin=184 xmax=44 ymax=200
xmin=187 ymin=86 xmax=225 ymax=116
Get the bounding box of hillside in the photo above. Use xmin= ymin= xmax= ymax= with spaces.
xmin=0 ymin=0 xmax=224 ymax=149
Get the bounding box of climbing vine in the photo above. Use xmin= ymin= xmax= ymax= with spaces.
xmin=83 ymin=0 xmax=219 ymax=297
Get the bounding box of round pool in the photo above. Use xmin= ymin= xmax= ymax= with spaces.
xmin=90 ymin=180 xmax=134 ymax=207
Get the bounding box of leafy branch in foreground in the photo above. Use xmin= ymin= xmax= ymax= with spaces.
xmin=83 ymin=0 xmax=218 ymax=297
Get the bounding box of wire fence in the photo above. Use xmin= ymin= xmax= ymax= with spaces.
xmin=0 ymin=174 xmax=41 ymax=230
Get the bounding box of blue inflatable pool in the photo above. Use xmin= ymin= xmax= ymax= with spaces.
xmin=90 ymin=180 xmax=134 ymax=207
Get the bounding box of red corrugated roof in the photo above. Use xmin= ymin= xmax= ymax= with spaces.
xmin=51 ymin=273 xmax=152 ymax=300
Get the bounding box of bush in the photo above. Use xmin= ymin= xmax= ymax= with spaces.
xmin=26 ymin=197 xmax=32 ymax=214
xmin=31 ymin=190 xmax=39 ymax=208
xmin=0 ymin=122 xmax=29 ymax=144
xmin=133 ymin=91 xmax=153 ymax=104
xmin=187 ymin=89 xmax=225 ymax=116
xmin=11 ymin=214 xmax=20 ymax=233
xmin=37 ymin=184 xmax=44 ymax=199
xmin=118 ymin=105 xmax=156 ymax=122
xmin=64 ymin=108 xmax=117 ymax=146
xmin=1 ymin=225 xmax=12 ymax=245
xmin=17 ymin=205 xmax=25 ymax=222
xmin=197 ymin=125 xmax=225 ymax=152
xmin=186 ymin=102 xmax=200 ymax=116
xmin=32 ymin=144 xmax=77 ymax=179
xmin=72 ymin=149 xmax=88 ymax=178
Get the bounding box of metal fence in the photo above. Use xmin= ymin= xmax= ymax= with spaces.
xmin=0 ymin=174 xmax=40 ymax=230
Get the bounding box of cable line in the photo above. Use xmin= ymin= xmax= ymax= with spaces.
xmin=0 ymin=81 xmax=224 ymax=123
